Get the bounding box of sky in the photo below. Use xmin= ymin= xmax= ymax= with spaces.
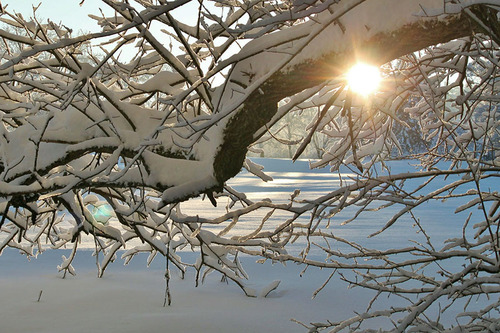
xmin=3 ymin=0 xmax=201 ymax=63
xmin=4 ymin=1 xmax=199 ymax=34
xmin=5 ymin=1 xmax=104 ymax=33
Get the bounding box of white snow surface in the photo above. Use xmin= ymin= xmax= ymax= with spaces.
xmin=1 ymin=158 xmax=496 ymax=332
xmin=0 ymin=250 xmax=370 ymax=333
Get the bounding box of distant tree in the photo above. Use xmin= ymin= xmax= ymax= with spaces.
xmin=249 ymin=106 xmax=333 ymax=159
xmin=390 ymin=100 xmax=429 ymax=157
xmin=0 ymin=0 xmax=499 ymax=331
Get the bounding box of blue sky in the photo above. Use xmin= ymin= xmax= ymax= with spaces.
xmin=5 ymin=1 xmax=110 ymax=33
xmin=5 ymin=1 xmax=198 ymax=33
xmin=3 ymin=1 xmax=202 ymax=63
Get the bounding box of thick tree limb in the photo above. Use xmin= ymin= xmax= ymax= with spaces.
xmin=213 ymin=7 xmax=474 ymax=186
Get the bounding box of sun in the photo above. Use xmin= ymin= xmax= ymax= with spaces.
xmin=346 ymin=63 xmax=381 ymax=96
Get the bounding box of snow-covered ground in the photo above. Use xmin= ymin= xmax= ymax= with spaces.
xmin=0 ymin=249 xmax=376 ymax=333
xmin=0 ymin=158 xmax=493 ymax=332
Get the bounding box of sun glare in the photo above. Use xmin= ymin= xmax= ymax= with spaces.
xmin=346 ymin=63 xmax=381 ymax=96
xmin=92 ymin=205 xmax=113 ymax=224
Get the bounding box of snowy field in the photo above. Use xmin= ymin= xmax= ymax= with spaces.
xmin=0 ymin=158 xmax=495 ymax=332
